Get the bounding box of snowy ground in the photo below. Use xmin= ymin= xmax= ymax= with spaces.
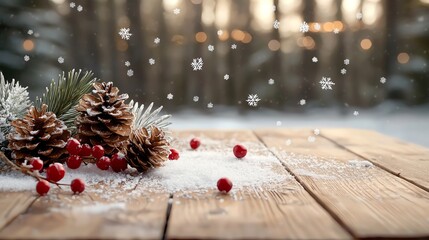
xmin=170 ymin=102 xmax=429 ymax=148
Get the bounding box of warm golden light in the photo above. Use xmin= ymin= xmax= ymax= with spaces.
xmin=302 ymin=36 xmax=315 ymax=49
xmin=231 ymin=29 xmax=245 ymax=41
xmin=23 ymin=39 xmax=34 ymax=51
xmin=268 ymin=39 xmax=281 ymax=51
xmin=218 ymin=31 xmax=229 ymax=41
xmin=333 ymin=21 xmax=344 ymax=31
xmin=323 ymin=22 xmax=334 ymax=32
xmin=195 ymin=32 xmax=207 ymax=43
xmin=172 ymin=35 xmax=185 ymax=45
xmin=242 ymin=32 xmax=252 ymax=43
xmin=360 ymin=38 xmax=372 ymax=50
xmin=397 ymin=52 xmax=410 ymax=64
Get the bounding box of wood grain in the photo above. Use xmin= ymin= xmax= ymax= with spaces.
xmin=166 ymin=130 xmax=350 ymax=240
xmin=0 ymin=179 xmax=170 ymax=239
xmin=321 ymin=128 xmax=429 ymax=191
xmin=255 ymin=129 xmax=429 ymax=239
xmin=0 ymin=192 xmax=36 ymax=231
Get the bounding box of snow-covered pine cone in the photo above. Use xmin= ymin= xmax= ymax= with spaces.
xmin=7 ymin=104 xmax=70 ymax=166
xmin=76 ymin=82 xmax=133 ymax=155
xmin=122 ymin=126 xmax=169 ymax=173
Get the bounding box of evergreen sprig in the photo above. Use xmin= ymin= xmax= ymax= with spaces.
xmin=130 ymin=100 xmax=171 ymax=132
xmin=36 ymin=69 xmax=97 ymax=133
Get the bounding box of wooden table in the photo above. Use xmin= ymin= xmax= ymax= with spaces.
xmin=1 ymin=129 xmax=428 ymax=239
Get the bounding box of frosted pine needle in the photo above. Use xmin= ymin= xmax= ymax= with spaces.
xmin=129 ymin=100 xmax=171 ymax=132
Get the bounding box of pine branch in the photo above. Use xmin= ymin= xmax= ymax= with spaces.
xmin=36 ymin=69 xmax=97 ymax=133
xmin=130 ymin=100 xmax=171 ymax=132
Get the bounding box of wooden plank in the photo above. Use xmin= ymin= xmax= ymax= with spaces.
xmin=166 ymin=130 xmax=350 ymax=240
xmin=0 ymin=192 xmax=36 ymax=230
xmin=321 ymin=128 xmax=429 ymax=191
xmin=255 ymin=129 xmax=429 ymax=239
xmin=0 ymin=179 xmax=170 ymax=239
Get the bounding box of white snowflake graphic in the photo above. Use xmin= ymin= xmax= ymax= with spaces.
xmin=268 ymin=78 xmax=275 ymax=85
xmin=319 ymin=77 xmax=335 ymax=90
xmin=125 ymin=61 xmax=130 ymax=67
xmin=24 ymin=55 xmax=30 ymax=62
xmin=149 ymin=58 xmax=155 ymax=65
xmin=273 ymin=20 xmax=280 ymax=29
xmin=313 ymin=128 xmax=320 ymax=135
xmin=308 ymin=136 xmax=316 ymax=143
xmin=58 ymin=57 xmax=64 ymax=64
xmin=173 ymin=8 xmax=181 ymax=15
xmin=341 ymin=68 xmax=347 ymax=75
xmin=70 ymin=2 xmax=75 ymax=8
xmin=246 ymin=94 xmax=261 ymax=107
xmin=191 ymin=58 xmax=203 ymax=71
xmin=167 ymin=93 xmax=173 ymax=100
xmin=299 ymin=99 xmax=306 ymax=105
xmin=344 ymin=59 xmax=350 ymax=65
xmin=207 ymin=102 xmax=213 ymax=108
xmin=193 ymin=96 xmax=199 ymax=102
xmin=224 ymin=74 xmax=229 ymax=80
xmin=276 ymin=121 xmax=282 ymax=126
xmin=314 ymin=23 xmax=321 ymax=31
xmin=118 ymin=28 xmax=132 ymax=40
xmin=77 ymin=5 xmax=83 ymax=12
xmin=127 ymin=69 xmax=134 ymax=77
xmin=27 ymin=29 xmax=33 ymax=35
xmin=312 ymin=57 xmax=318 ymax=63
xmin=300 ymin=21 xmax=309 ymax=33
xmin=231 ymin=44 xmax=237 ymax=49
xmin=154 ymin=37 xmax=160 ymax=44
xmin=208 ymin=45 xmax=214 ymax=52
xmin=333 ymin=28 xmax=340 ymax=34
xmin=353 ymin=110 xmax=359 ymax=116
xmin=356 ymin=12 xmax=363 ymax=20
xmin=380 ymin=77 xmax=386 ymax=84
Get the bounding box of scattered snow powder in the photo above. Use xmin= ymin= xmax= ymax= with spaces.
xmin=51 ymin=202 xmax=126 ymax=214
xmin=295 ymin=169 xmax=336 ymax=180
xmin=348 ymin=160 xmax=374 ymax=168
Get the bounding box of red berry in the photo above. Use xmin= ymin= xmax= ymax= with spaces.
xmin=190 ymin=138 xmax=201 ymax=149
xmin=66 ymin=138 xmax=82 ymax=155
xmin=66 ymin=155 xmax=82 ymax=169
xmin=46 ymin=163 xmax=66 ymax=182
xmin=233 ymin=144 xmax=247 ymax=158
xmin=111 ymin=153 xmax=127 ymax=172
xmin=36 ymin=180 xmax=50 ymax=196
xmin=217 ymin=178 xmax=233 ymax=193
xmin=168 ymin=149 xmax=180 ymax=160
xmin=79 ymin=144 xmax=92 ymax=157
xmin=92 ymin=145 xmax=105 ymax=159
xmin=70 ymin=178 xmax=85 ymax=194
xmin=96 ymin=156 xmax=111 ymax=170
xmin=29 ymin=157 xmax=43 ymax=171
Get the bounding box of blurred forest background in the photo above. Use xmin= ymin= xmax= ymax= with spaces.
xmin=0 ymin=0 xmax=428 ymax=113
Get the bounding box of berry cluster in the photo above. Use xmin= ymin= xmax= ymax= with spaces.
xmin=66 ymin=138 xmax=128 ymax=173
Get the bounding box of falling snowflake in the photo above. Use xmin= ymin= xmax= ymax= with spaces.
xmin=333 ymin=28 xmax=340 ymax=34
xmin=341 ymin=68 xmax=347 ymax=75
xmin=191 ymin=58 xmax=203 ymax=71
xmin=299 ymin=99 xmax=306 ymax=105
xmin=353 ymin=110 xmax=359 ymax=116
xmin=167 ymin=93 xmax=173 ymax=100
xmin=27 ymin=29 xmax=33 ymax=35
xmin=231 ymin=44 xmax=237 ymax=49
xmin=224 ymin=74 xmax=229 ymax=80
xmin=314 ymin=23 xmax=321 ymax=31
xmin=286 ymin=139 xmax=292 ymax=146
xmin=356 ymin=12 xmax=363 ymax=20
xmin=154 ymin=37 xmax=160 ymax=44
xmin=313 ymin=129 xmax=320 ymax=135
xmin=70 ymin=2 xmax=75 ymax=8
xmin=300 ymin=21 xmax=309 ymax=33
xmin=276 ymin=121 xmax=282 ymax=126
xmin=149 ymin=58 xmax=155 ymax=65
xmin=127 ymin=69 xmax=134 ymax=77
xmin=24 ymin=55 xmax=30 ymax=62
xmin=34 ymin=32 xmax=40 ymax=38
xmin=118 ymin=28 xmax=132 ymax=40
xmin=193 ymin=96 xmax=199 ymax=102
xmin=217 ymin=30 xmax=223 ymax=36
xmin=312 ymin=57 xmax=318 ymax=63
xmin=208 ymin=45 xmax=214 ymax=52
xmin=125 ymin=61 xmax=130 ymax=67
xmin=319 ymin=77 xmax=335 ymax=90
xmin=273 ymin=20 xmax=280 ymax=29
xmin=380 ymin=77 xmax=386 ymax=84
xmin=207 ymin=102 xmax=213 ymax=108
xmin=344 ymin=59 xmax=350 ymax=65
xmin=308 ymin=136 xmax=316 ymax=143
xmin=246 ymin=94 xmax=261 ymax=107
xmin=173 ymin=8 xmax=181 ymax=15
xmin=58 ymin=57 xmax=64 ymax=64
xmin=268 ymin=78 xmax=275 ymax=85
xmin=77 ymin=5 xmax=83 ymax=12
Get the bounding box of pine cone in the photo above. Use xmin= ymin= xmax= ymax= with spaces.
xmin=7 ymin=104 xmax=70 ymax=166
xmin=123 ymin=127 xmax=169 ymax=172
xmin=76 ymin=82 xmax=133 ymax=155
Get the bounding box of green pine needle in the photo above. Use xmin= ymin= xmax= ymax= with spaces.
xmin=36 ymin=69 xmax=97 ymax=133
